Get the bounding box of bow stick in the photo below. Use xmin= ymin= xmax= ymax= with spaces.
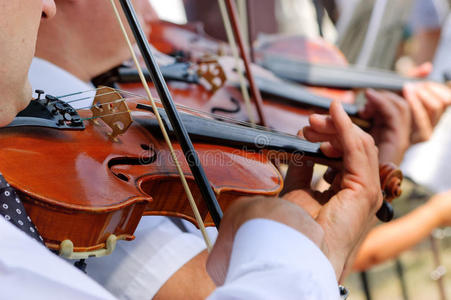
xmin=111 ymin=1 xmax=223 ymax=247
xmin=220 ymin=0 xmax=268 ymax=127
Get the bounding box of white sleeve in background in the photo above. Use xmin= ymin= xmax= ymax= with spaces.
xmin=28 ymin=57 xmax=96 ymax=109
xmin=182 ymin=218 xmax=219 ymax=243
xmin=208 ymin=219 xmax=340 ymax=300
xmin=86 ymin=216 xmax=206 ymax=300
xmin=400 ymin=14 xmax=451 ymax=192
xmin=0 ymin=217 xmax=116 ymax=300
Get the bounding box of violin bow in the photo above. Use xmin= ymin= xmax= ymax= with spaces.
xmin=236 ymin=0 xmax=253 ymax=61
xmin=216 ymin=0 xmax=257 ymax=126
xmin=243 ymin=0 xmax=256 ymax=62
xmin=218 ymin=0 xmax=267 ymax=127
xmin=110 ymin=0 xmax=223 ymax=249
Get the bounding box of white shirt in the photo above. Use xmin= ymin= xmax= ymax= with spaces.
xmin=0 ymin=216 xmax=339 ymax=300
xmin=29 ymin=57 xmax=96 ymax=109
xmin=401 ymin=15 xmax=451 ymax=192
xmin=0 ymin=217 xmax=116 ymax=300
xmin=209 ymin=219 xmax=340 ymax=300
xmin=86 ymin=217 xmax=206 ymax=299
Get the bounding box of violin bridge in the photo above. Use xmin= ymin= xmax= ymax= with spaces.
xmin=196 ymin=56 xmax=227 ymax=93
xmin=90 ymin=86 xmax=133 ymax=142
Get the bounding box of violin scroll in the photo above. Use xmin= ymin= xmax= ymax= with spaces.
xmin=379 ymin=163 xmax=403 ymax=202
xmin=376 ymin=163 xmax=403 ymax=222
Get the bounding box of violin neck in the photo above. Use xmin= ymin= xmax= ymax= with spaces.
xmin=251 ymin=76 xmax=359 ymax=116
xmin=136 ymin=104 xmax=325 ymax=159
xmin=261 ymin=55 xmax=419 ymax=91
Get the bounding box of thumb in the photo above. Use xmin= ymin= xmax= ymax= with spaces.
xmin=281 ymin=157 xmax=314 ymax=195
xmin=206 ymin=224 xmax=233 ymax=285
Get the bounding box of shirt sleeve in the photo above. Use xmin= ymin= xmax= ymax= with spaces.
xmin=208 ymin=219 xmax=340 ymax=300
xmin=410 ymin=0 xmax=450 ymax=31
xmin=0 ymin=217 xmax=116 ymax=300
xmin=86 ymin=216 xmax=206 ymax=300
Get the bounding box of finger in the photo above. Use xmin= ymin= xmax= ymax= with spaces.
xmin=329 ymin=100 xmax=359 ymax=153
xmin=403 ymin=83 xmax=433 ymax=142
xmin=359 ymin=89 xmax=379 ymax=119
xmin=320 ymin=142 xmax=343 ymax=158
xmin=407 ymin=62 xmax=432 ymax=78
xmin=309 ymin=114 xmax=336 ymax=134
xmin=304 ymin=127 xmax=343 ymax=151
xmin=331 ymin=100 xmax=379 ymax=174
xmin=296 ymin=129 xmax=305 ymax=139
xmin=426 ymin=82 xmax=451 ymax=106
xmin=416 ymin=84 xmax=445 ymax=126
xmin=282 ymin=189 xmax=322 ymax=218
xmin=303 ymin=127 xmax=335 ymax=143
xmin=362 ymin=89 xmax=400 ymax=121
xmin=282 ymin=157 xmax=314 ymax=194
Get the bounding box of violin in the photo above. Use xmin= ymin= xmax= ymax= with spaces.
xmin=95 ymin=58 xmax=365 ymax=136
xmin=1 ymin=87 xmax=401 ymax=257
xmin=148 ymin=20 xmax=425 ymax=91
xmin=95 ymin=29 xmax=368 ymax=135
xmin=147 ymin=20 xmax=355 ymax=102
xmin=254 ymin=35 xmax=424 ymax=90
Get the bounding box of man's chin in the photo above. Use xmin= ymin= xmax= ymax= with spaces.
xmin=17 ymin=82 xmax=33 ymax=111
xmin=0 ymin=84 xmax=33 ymax=127
xmin=0 ymin=107 xmax=19 ymax=127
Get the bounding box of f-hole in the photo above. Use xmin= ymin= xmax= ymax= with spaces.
xmin=108 ymin=145 xmax=157 ymax=182
xmin=211 ymin=97 xmax=241 ymax=117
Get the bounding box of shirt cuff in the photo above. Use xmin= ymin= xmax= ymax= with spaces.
xmin=87 ymin=217 xmax=206 ymax=300
xmin=225 ymin=218 xmax=339 ymax=298
xmin=121 ymin=232 xmax=206 ymax=299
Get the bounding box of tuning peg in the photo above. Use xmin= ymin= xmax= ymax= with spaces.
xmin=35 ymin=89 xmax=45 ymax=100
xmin=376 ymin=200 xmax=394 ymax=222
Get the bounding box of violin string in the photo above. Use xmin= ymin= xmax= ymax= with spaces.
xmin=109 ymin=0 xmax=213 ymax=251
xmin=68 ymin=87 xmax=301 ymax=140
xmin=58 ymin=89 xmax=119 ymax=103
xmin=81 ymin=110 xmax=131 ymax=122
xmin=56 ymin=91 xmax=86 ymax=99
xmin=218 ymin=0 xmax=256 ymax=127
xmin=75 ymin=97 xmax=128 ymax=111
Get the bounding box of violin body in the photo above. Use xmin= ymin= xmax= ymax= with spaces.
xmin=0 ymin=91 xmax=282 ymax=253
xmin=0 ymin=112 xmax=152 ymax=253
